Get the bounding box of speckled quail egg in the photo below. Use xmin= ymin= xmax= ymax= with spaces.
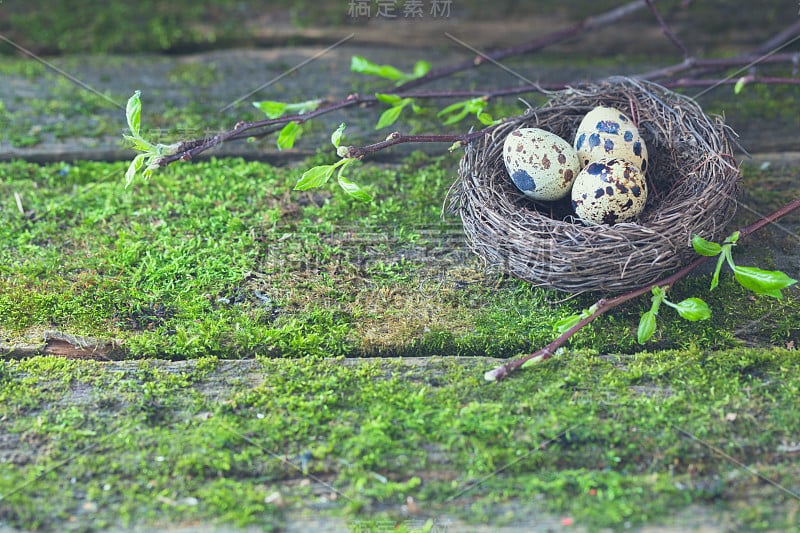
xmin=574 ymin=106 xmax=648 ymax=174
xmin=503 ymin=128 xmax=580 ymax=201
xmin=571 ymin=157 xmax=648 ymax=225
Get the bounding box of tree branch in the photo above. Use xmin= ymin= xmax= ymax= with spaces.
xmin=485 ymin=196 xmax=800 ymax=382
xmin=394 ymin=0 xmax=650 ymax=92
xmin=145 ymin=2 xmax=800 ymax=168
xmin=645 ymin=0 xmax=690 ymax=59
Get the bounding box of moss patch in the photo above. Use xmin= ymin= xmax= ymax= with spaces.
xmin=1 ymin=154 xmax=799 ymax=531
xmin=1 ymin=156 xmax=799 ymax=358
xmin=1 ymin=350 xmax=799 ymax=531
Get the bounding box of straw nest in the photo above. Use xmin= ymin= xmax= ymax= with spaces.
xmin=448 ymin=77 xmax=741 ymax=294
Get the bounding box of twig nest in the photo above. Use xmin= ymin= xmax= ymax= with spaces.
xmin=449 ymin=77 xmax=741 ymax=294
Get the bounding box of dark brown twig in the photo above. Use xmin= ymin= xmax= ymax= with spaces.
xmin=645 ymin=0 xmax=690 ymax=59
xmin=147 ymin=0 xmax=800 ymax=168
xmin=484 ymin=196 xmax=800 ymax=382
xmin=394 ymin=0 xmax=650 ymax=91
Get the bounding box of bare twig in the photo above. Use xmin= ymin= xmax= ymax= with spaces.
xmin=645 ymin=0 xmax=690 ymax=59
xmin=484 ymin=196 xmax=800 ymax=382
xmin=395 ymin=0 xmax=650 ymax=91
xmin=143 ymin=0 xmax=800 ymax=168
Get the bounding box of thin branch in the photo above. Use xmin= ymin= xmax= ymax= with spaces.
xmin=638 ymin=52 xmax=799 ymax=81
xmin=645 ymin=0 xmax=690 ymax=59
xmin=485 ymin=196 xmax=800 ymax=382
xmin=158 ymin=94 xmax=366 ymax=165
xmin=395 ymin=0 xmax=650 ymax=91
xmin=149 ymin=6 xmax=800 ymax=167
xmin=342 ymin=127 xmax=496 ymax=160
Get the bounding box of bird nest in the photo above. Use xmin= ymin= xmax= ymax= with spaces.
xmin=449 ymin=77 xmax=741 ymax=293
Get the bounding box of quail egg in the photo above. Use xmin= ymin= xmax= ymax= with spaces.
xmin=503 ymin=127 xmax=580 ymax=201
xmin=571 ymin=157 xmax=648 ymax=225
xmin=574 ymin=106 xmax=648 ymax=174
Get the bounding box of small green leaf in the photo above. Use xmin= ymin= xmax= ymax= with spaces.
xmin=126 ymin=90 xmax=142 ymax=137
xmin=253 ymin=99 xmax=321 ymax=119
xmin=125 ymin=153 xmax=145 ymax=187
xmin=337 ymin=174 xmax=372 ymax=202
xmin=710 ymin=253 xmax=726 ymax=291
xmin=413 ymin=60 xmax=431 ymax=78
xmin=553 ymin=314 xmax=582 ymax=335
xmin=724 ymin=231 xmax=740 ymax=245
xmin=667 ymin=297 xmax=711 ymax=321
xmin=375 ymin=93 xmax=403 ymax=105
xmin=284 ymin=99 xmax=321 ymax=115
xmin=441 ymin=107 xmax=470 ymax=126
xmin=637 ymin=310 xmax=657 ymax=344
xmin=277 ymin=122 xmax=301 ymax=150
xmin=437 ymin=100 xmax=466 ymax=116
xmin=295 ymin=165 xmax=335 ymax=190
xmin=438 ymin=98 xmax=486 ymax=125
xmin=692 ymin=234 xmax=723 ymax=257
xmin=734 ymin=77 xmax=747 ymax=95
xmin=122 ymin=134 xmax=155 ymax=153
xmin=448 ymin=141 xmax=464 ymax=152
xmin=253 ymin=100 xmax=288 ymax=119
xmin=733 ymin=265 xmax=798 ymax=298
xmin=331 ymin=123 xmax=346 ymax=148
xmin=351 ymin=55 xmax=406 ymax=81
xmin=476 ymin=111 xmax=496 ymax=126
xmin=376 ymin=104 xmax=405 ymax=130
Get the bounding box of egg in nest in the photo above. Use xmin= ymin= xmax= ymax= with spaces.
xmin=503 ymin=128 xmax=580 ymax=201
xmin=571 ymin=157 xmax=648 ymax=225
xmin=574 ymin=106 xmax=648 ymax=174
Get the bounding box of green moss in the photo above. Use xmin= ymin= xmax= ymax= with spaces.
xmin=2 ymin=156 xmax=798 ymax=359
xmin=1 ymin=350 xmax=799 ymax=530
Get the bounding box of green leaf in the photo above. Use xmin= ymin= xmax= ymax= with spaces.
xmin=553 ymin=314 xmax=582 ymax=335
xmin=733 ymin=265 xmax=798 ymax=298
xmin=375 ymin=93 xmax=403 ymax=105
xmin=438 ymin=98 xmax=487 ymax=125
xmin=734 ymin=77 xmax=747 ymax=95
xmin=122 ymin=134 xmax=155 ymax=153
xmin=666 ymin=297 xmax=711 ymax=321
xmin=441 ymin=107 xmax=470 ymax=126
xmin=126 ymin=90 xmax=142 ymax=137
xmin=125 ymin=153 xmax=145 ymax=187
xmin=710 ymin=252 xmax=726 ymax=291
xmin=637 ymin=310 xmax=657 ymax=344
xmin=254 ymin=99 xmax=321 ymax=118
xmin=284 ymin=99 xmax=321 ymax=115
xmin=448 ymin=141 xmax=464 ymax=152
xmin=691 ymin=234 xmax=723 ymax=257
xmin=337 ymin=174 xmax=372 ymax=202
xmin=376 ymin=104 xmax=405 ymax=130
xmin=476 ymin=111 xmax=498 ymax=126
xmin=331 ymin=123 xmax=346 ymax=148
xmin=252 ymin=100 xmax=287 ymax=119
xmin=724 ymin=231 xmax=740 ymax=245
xmin=295 ymin=165 xmax=335 ymax=190
xmin=413 ymin=60 xmax=431 ymax=78
xmin=437 ymin=100 xmax=465 ymax=116
xmin=350 ymin=55 xmax=406 ymax=81
xmin=276 ymin=121 xmax=301 ymax=150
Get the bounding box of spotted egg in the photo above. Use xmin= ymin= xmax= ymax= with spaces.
xmin=571 ymin=157 xmax=648 ymax=225
xmin=502 ymin=128 xmax=580 ymax=201
xmin=574 ymin=106 xmax=648 ymax=174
